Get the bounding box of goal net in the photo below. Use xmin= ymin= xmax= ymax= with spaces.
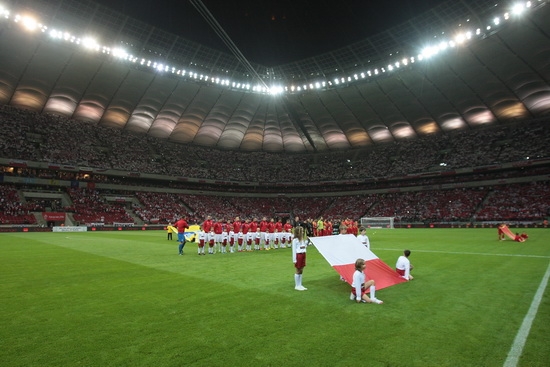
xmin=360 ymin=217 xmax=394 ymax=229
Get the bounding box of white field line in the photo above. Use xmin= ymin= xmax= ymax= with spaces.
xmin=503 ymin=261 xmax=550 ymax=367
xmin=377 ymin=248 xmax=550 ymax=259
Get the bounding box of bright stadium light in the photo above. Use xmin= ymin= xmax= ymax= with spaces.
xmin=512 ymin=3 xmax=526 ymax=15
xmin=269 ymin=86 xmax=284 ymax=95
xmin=0 ymin=6 xmax=9 ymax=18
xmin=81 ymin=37 xmax=99 ymax=50
xmin=455 ymin=33 xmax=466 ymax=44
xmin=21 ymin=15 xmax=38 ymax=31
xmin=421 ymin=45 xmax=438 ymax=58
xmin=112 ymin=48 xmax=127 ymax=58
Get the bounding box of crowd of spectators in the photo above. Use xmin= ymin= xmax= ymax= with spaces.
xmin=2 ymin=181 xmax=548 ymax=226
xmin=475 ymin=182 xmax=550 ymax=221
xmin=0 ymin=185 xmax=37 ymax=224
xmin=65 ymin=188 xmax=133 ymax=225
xmin=1 ymin=105 xmax=549 ymax=184
xmin=0 ymin=105 xmax=548 ymax=226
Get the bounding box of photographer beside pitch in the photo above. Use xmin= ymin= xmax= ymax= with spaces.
xmin=396 ymin=250 xmax=414 ymax=280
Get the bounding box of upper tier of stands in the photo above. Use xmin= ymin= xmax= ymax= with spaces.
xmin=1 ymin=105 xmax=549 ymax=184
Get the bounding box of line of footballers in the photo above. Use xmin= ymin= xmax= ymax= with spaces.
xmin=194 ymin=216 xmax=296 ymax=255
xmin=170 ymin=215 xmax=362 ymax=255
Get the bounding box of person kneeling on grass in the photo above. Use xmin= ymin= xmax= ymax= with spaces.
xmin=396 ymin=249 xmax=414 ymax=280
xmin=350 ymin=258 xmax=383 ymax=304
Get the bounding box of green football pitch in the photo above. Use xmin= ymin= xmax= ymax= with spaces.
xmin=1 ymin=228 xmax=548 ymax=367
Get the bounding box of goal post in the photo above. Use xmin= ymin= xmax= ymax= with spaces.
xmin=360 ymin=217 xmax=395 ymax=229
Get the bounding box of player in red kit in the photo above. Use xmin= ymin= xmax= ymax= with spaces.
xmin=282 ymin=219 xmax=293 ymax=248
xmin=202 ymin=215 xmax=213 ymax=234
xmin=213 ymin=219 xmax=223 ymax=253
xmin=259 ymin=216 xmax=269 ymax=248
xmin=174 ymin=216 xmax=189 ymax=255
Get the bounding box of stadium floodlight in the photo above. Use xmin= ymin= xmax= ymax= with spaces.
xmin=269 ymin=86 xmax=284 ymax=95
xmin=0 ymin=6 xmax=8 ymax=17
xmin=20 ymin=15 xmax=38 ymax=31
xmin=112 ymin=47 xmax=127 ymax=59
xmin=81 ymin=37 xmax=99 ymax=50
xmin=493 ymin=17 xmax=500 ymax=25
xmin=512 ymin=3 xmax=526 ymax=15
xmin=421 ymin=45 xmax=439 ymax=58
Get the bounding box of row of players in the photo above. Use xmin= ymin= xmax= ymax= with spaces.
xmin=169 ymin=216 xmax=369 ymax=255
xmin=195 ymin=227 xmax=293 ymax=254
xmin=170 ymin=216 xmax=297 ymax=255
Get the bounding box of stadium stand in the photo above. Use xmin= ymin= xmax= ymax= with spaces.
xmin=0 ymin=1 xmax=549 ymax=230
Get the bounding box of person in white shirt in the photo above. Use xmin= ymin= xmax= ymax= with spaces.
xmin=197 ymin=229 xmax=206 ymax=255
xmin=356 ymin=227 xmax=370 ymax=249
xmin=350 ymin=258 xmax=383 ymax=304
xmin=396 ymin=250 xmax=414 ymax=280
xmin=292 ymin=226 xmax=308 ymax=291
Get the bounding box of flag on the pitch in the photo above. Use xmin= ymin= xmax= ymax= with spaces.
xmin=310 ymin=234 xmax=406 ymax=291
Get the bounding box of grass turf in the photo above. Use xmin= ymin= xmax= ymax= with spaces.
xmin=0 ymin=228 xmax=549 ymax=367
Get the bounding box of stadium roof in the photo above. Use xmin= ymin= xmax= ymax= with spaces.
xmin=0 ymin=0 xmax=549 ymax=152
xmin=89 ymin=0 xmax=444 ymax=66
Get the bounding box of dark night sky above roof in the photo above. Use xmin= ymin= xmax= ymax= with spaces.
xmin=94 ymin=0 xmax=443 ymax=66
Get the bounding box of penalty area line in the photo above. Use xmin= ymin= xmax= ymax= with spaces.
xmin=378 ymin=248 xmax=550 ymax=259
xmin=503 ymin=260 xmax=550 ymax=367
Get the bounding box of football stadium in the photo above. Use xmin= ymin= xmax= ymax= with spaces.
xmin=1 ymin=0 xmax=549 ymax=366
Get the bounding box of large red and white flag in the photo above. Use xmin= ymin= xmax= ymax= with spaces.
xmin=310 ymin=234 xmax=406 ymax=291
